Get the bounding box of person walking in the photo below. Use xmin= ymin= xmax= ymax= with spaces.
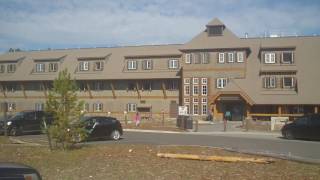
xmin=224 ymin=111 xmax=231 ymax=132
xmin=134 ymin=112 xmax=141 ymax=127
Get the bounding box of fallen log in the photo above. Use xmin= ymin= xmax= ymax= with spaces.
xmin=157 ymin=153 xmax=274 ymax=164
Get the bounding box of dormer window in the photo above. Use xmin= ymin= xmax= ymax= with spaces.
xmin=36 ymin=63 xmax=45 ymax=72
xmin=207 ymin=26 xmax=223 ymax=36
xmin=281 ymin=52 xmax=294 ymax=64
xmin=79 ymin=61 xmax=89 ymax=71
xmin=7 ymin=64 xmax=16 ymax=73
xmin=0 ymin=64 xmax=5 ymax=73
xmin=49 ymin=63 xmax=58 ymax=72
xmin=94 ymin=61 xmax=104 ymax=71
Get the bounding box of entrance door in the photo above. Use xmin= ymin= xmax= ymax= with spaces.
xmin=221 ymin=101 xmax=244 ymax=121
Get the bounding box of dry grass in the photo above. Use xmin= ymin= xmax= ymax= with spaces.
xmin=0 ymin=143 xmax=319 ymax=180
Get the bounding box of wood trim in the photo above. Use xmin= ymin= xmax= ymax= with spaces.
xmin=110 ymin=81 xmax=116 ymax=99
xmin=161 ymin=81 xmax=167 ymax=99
xmin=86 ymin=81 xmax=93 ymax=99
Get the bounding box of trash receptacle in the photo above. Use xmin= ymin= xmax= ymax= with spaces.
xmin=185 ymin=116 xmax=193 ymax=129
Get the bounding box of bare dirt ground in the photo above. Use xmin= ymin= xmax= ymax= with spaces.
xmin=0 ymin=136 xmax=319 ymax=180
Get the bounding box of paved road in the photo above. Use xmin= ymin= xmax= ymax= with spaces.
xmin=11 ymin=131 xmax=320 ymax=163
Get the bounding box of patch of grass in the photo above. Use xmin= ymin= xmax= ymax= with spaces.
xmin=0 ymin=144 xmax=319 ymax=180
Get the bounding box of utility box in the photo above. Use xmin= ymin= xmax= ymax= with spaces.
xmin=177 ymin=115 xmax=193 ymax=130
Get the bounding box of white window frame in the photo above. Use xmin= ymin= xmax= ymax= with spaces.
xmin=201 ymin=85 xmax=207 ymax=96
xmin=94 ymin=61 xmax=104 ymax=71
xmin=202 ymin=98 xmax=207 ymax=103
xmin=264 ymin=76 xmax=276 ymax=88
xmin=184 ymin=85 xmax=190 ymax=95
xmin=237 ymin=52 xmax=244 ymax=63
xmin=201 ymin=78 xmax=207 ymax=84
xmin=283 ymin=77 xmax=294 ymax=88
xmin=80 ymin=61 xmax=89 ymax=71
xmin=193 ymin=104 xmax=199 ymax=115
xmin=36 ymin=63 xmax=45 ymax=72
xmin=7 ymin=64 xmax=16 ymax=73
xmin=185 ymin=53 xmax=192 ymax=64
xmin=184 ymin=78 xmax=190 ymax=84
xmin=264 ymin=53 xmax=276 ymax=64
xmin=193 ymin=97 xmax=199 ymax=103
xmin=193 ymin=85 xmax=199 ymax=95
xmin=127 ymin=103 xmax=137 ymax=112
xmin=49 ymin=63 xmax=58 ymax=72
xmin=228 ymin=52 xmax=234 ymax=63
xmin=184 ymin=98 xmax=190 ymax=104
xmin=94 ymin=103 xmax=103 ymax=112
xmin=168 ymin=59 xmax=179 ymax=69
xmin=202 ymin=104 xmax=207 ymax=115
xmin=143 ymin=60 xmax=152 ymax=70
xmin=193 ymin=78 xmax=199 ymax=84
xmin=218 ymin=53 xmax=225 ymax=63
xmin=185 ymin=104 xmax=190 ymax=115
xmin=281 ymin=52 xmax=294 ymax=64
xmin=216 ymin=78 xmax=227 ymax=89
xmin=127 ymin=60 xmax=137 ymax=70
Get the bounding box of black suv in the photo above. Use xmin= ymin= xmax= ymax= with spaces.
xmin=281 ymin=114 xmax=320 ymax=140
xmin=4 ymin=111 xmax=54 ymax=136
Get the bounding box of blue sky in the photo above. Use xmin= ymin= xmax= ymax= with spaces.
xmin=0 ymin=0 xmax=320 ymax=53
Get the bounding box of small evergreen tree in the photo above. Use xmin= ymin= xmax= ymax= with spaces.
xmin=45 ymin=69 xmax=87 ymax=150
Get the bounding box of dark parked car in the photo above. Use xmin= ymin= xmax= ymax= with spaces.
xmin=0 ymin=162 xmax=42 ymax=180
xmin=281 ymin=114 xmax=320 ymax=140
xmin=80 ymin=116 xmax=123 ymax=141
xmin=4 ymin=111 xmax=54 ymax=136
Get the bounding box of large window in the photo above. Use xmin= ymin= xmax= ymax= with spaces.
xmin=79 ymin=61 xmax=89 ymax=71
xmin=94 ymin=61 xmax=104 ymax=71
xmin=142 ymin=60 xmax=153 ymax=70
xmin=127 ymin=60 xmax=137 ymax=70
xmin=237 ymin=52 xmax=244 ymax=63
xmin=7 ymin=64 xmax=16 ymax=73
xmin=281 ymin=52 xmax=294 ymax=64
xmin=216 ymin=78 xmax=228 ymax=89
xmin=127 ymin=103 xmax=137 ymax=112
xmin=49 ymin=63 xmax=58 ymax=72
xmin=218 ymin=53 xmax=225 ymax=63
xmin=93 ymin=103 xmax=103 ymax=112
xmin=185 ymin=53 xmax=192 ymax=64
xmin=264 ymin=53 xmax=276 ymax=64
xmin=168 ymin=59 xmax=179 ymax=69
xmin=264 ymin=76 xmax=276 ymax=89
xmin=36 ymin=63 xmax=45 ymax=72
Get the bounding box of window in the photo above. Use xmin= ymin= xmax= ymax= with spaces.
xmin=281 ymin=52 xmax=294 ymax=64
xmin=228 ymin=52 xmax=234 ymax=63
xmin=143 ymin=60 xmax=153 ymax=70
xmin=184 ymin=78 xmax=190 ymax=84
xmin=208 ymin=26 xmax=223 ymax=36
xmin=49 ymin=63 xmax=58 ymax=72
xmin=184 ymin=85 xmax=190 ymax=95
xmin=202 ymin=104 xmax=207 ymax=115
xmin=167 ymin=80 xmax=178 ymax=90
xmin=8 ymin=103 xmax=16 ymax=111
xmin=94 ymin=61 xmax=104 ymax=71
xmin=202 ymin=85 xmax=207 ymax=96
xmin=127 ymin=60 xmax=137 ymax=70
xmin=79 ymin=61 xmax=89 ymax=71
xmin=202 ymin=98 xmax=207 ymax=103
xmin=185 ymin=53 xmax=192 ymax=64
xmin=193 ymin=78 xmax=199 ymax=84
xmin=193 ymin=85 xmax=199 ymax=95
xmin=94 ymin=103 xmax=103 ymax=112
xmin=218 ymin=53 xmax=225 ymax=63
xmin=78 ymin=82 xmax=87 ymax=91
xmin=237 ymin=52 xmax=244 ymax=63
xmin=201 ymin=78 xmax=207 ymax=84
xmin=35 ymin=103 xmax=44 ymax=111
xmin=128 ymin=82 xmax=136 ymax=91
xmin=7 ymin=64 xmax=16 ymax=73
xmin=127 ymin=103 xmax=137 ymax=112
xmin=194 ymin=53 xmax=201 ymax=64
xmin=193 ymin=98 xmax=199 ymax=103
xmin=142 ymin=81 xmax=152 ymax=91
xmin=264 ymin=53 xmax=276 ymax=64
xmin=168 ymin=59 xmax=179 ymax=69
xmin=83 ymin=103 xmax=90 ymax=112
xmin=36 ymin=63 xmax=45 ymax=72
xmin=201 ymin=52 xmax=209 ymax=64
xmin=264 ymin=76 xmax=276 ymax=88
xmin=193 ymin=104 xmax=199 ymax=115
xmin=216 ymin=78 xmax=228 ymax=89
xmin=184 ymin=98 xmax=190 ymax=103
xmin=0 ymin=64 xmax=5 ymax=73
xmin=283 ymin=77 xmax=295 ymax=88
xmin=93 ymin=81 xmax=103 ymax=91
xmin=185 ymin=104 xmax=190 ymax=115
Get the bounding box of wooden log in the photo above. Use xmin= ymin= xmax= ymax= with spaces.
xmin=157 ymin=153 xmax=274 ymax=164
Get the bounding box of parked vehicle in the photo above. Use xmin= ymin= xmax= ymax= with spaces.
xmin=4 ymin=111 xmax=54 ymax=136
xmin=281 ymin=114 xmax=320 ymax=140
xmin=79 ymin=116 xmax=123 ymax=141
xmin=0 ymin=162 xmax=42 ymax=180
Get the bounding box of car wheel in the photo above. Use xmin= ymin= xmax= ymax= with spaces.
xmin=10 ymin=126 xmax=22 ymax=136
xmin=285 ymin=130 xmax=294 ymax=140
xmin=110 ymin=130 xmax=121 ymax=140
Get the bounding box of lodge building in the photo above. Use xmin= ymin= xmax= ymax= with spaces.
xmin=0 ymin=18 xmax=320 ymax=121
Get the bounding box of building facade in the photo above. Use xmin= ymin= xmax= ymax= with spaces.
xmin=0 ymin=18 xmax=320 ymax=121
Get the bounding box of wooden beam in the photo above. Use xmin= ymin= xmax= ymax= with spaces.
xmin=135 ymin=81 xmax=141 ymax=99
xmin=20 ymin=82 xmax=27 ymax=98
xmin=157 ymin=153 xmax=274 ymax=164
xmin=86 ymin=81 xmax=93 ymax=99
xmin=161 ymin=81 xmax=167 ymax=99
xmin=110 ymin=81 xmax=116 ymax=99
